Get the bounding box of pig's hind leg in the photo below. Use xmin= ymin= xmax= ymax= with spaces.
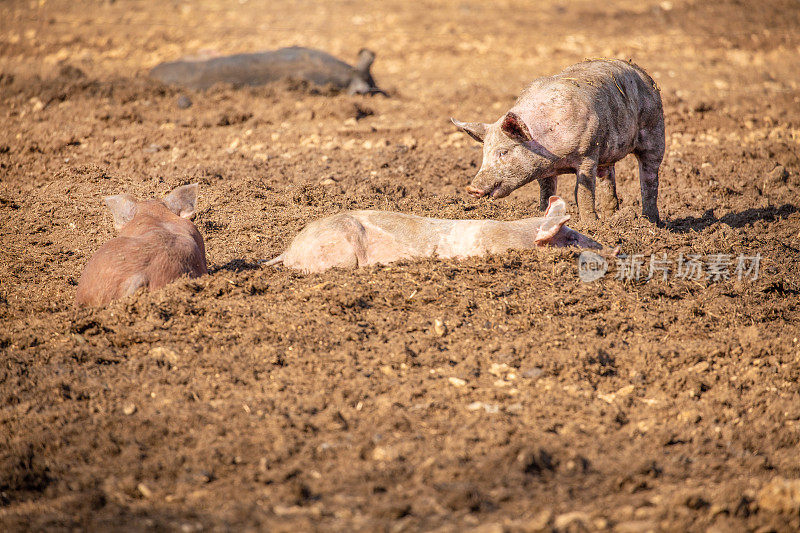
xmin=636 ymin=153 xmax=661 ymax=225
xmin=121 ymin=273 xmax=148 ymax=298
xmin=635 ymin=111 xmax=665 ymax=225
xmin=286 ymin=215 xmax=368 ymax=273
xmin=310 ymin=233 xmax=363 ymax=272
xmin=597 ymin=165 xmax=619 ymax=217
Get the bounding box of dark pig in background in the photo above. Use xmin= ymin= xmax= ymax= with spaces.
xmin=149 ymin=46 xmax=385 ymax=95
xmin=452 ymin=59 xmax=665 ymax=225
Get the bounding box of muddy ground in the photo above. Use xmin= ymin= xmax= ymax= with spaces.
xmin=2 ymin=0 xmax=800 ymax=531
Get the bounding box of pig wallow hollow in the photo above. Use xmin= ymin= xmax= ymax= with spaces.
xmin=452 ymin=58 xmax=665 ymax=225
xmin=75 ymin=184 xmax=207 ymax=307
xmin=263 ymin=196 xmax=603 ymax=273
xmin=149 ymin=46 xmax=385 ymax=95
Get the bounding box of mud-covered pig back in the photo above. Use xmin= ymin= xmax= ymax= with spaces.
xmin=149 ymin=46 xmax=380 ymax=93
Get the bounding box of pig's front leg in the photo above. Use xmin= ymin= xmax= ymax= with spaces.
xmin=597 ymin=165 xmax=619 ymax=217
xmin=539 ymin=176 xmax=557 ymax=212
xmin=575 ymin=159 xmax=598 ymax=223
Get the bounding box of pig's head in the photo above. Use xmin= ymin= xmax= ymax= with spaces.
xmin=347 ymin=49 xmax=386 ymax=96
xmin=452 ymin=112 xmax=554 ymax=199
xmin=104 ymin=184 xmax=199 ymax=231
xmin=534 ymin=196 xmax=603 ymax=249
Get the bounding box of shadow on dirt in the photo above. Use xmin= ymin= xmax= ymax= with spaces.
xmin=3 ymin=502 xmax=218 ymax=532
xmin=666 ymin=203 xmax=797 ymax=233
xmin=210 ymin=259 xmax=263 ymax=273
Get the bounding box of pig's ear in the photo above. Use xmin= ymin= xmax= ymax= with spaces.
xmin=501 ymin=111 xmax=532 ymax=142
xmin=451 ymin=118 xmax=487 ymax=143
xmin=104 ymin=194 xmax=137 ymax=231
xmin=534 ymin=215 xmax=570 ymax=245
xmin=544 ymin=196 xmax=567 ymax=217
xmin=355 ymin=48 xmax=375 ymax=74
xmin=164 ymin=183 xmax=199 ymax=219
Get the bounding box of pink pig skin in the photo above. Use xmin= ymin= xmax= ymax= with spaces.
xmin=75 ymin=184 xmax=207 ymax=307
xmin=264 ymin=196 xmax=603 ymax=274
xmin=453 ymin=59 xmax=664 ymax=225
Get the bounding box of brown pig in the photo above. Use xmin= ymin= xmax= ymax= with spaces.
xmin=263 ymin=196 xmax=603 ymax=273
xmin=75 ymin=184 xmax=207 ymax=307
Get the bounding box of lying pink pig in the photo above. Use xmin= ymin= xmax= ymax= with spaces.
xmin=264 ymin=196 xmax=604 ymax=273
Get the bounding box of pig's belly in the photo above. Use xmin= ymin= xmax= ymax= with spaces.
xmin=357 ymin=218 xmax=490 ymax=266
xmin=361 ymin=227 xmax=437 ymax=266
xmin=432 ymin=221 xmax=487 ymax=259
xmin=359 ymin=217 xmax=471 ymax=266
xmin=597 ymin=126 xmax=638 ymax=165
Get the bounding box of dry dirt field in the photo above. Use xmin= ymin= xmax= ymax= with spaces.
xmin=2 ymin=0 xmax=800 ymax=531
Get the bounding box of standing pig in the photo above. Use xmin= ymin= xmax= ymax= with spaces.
xmin=263 ymin=196 xmax=604 ymax=273
xmin=452 ymin=59 xmax=664 ymax=224
xmin=75 ymin=184 xmax=207 ymax=307
xmin=150 ymin=46 xmax=385 ymax=95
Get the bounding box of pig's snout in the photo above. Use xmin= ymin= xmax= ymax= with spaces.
xmin=467 ymin=173 xmax=505 ymax=199
xmin=466 ymin=185 xmax=486 ymax=198
xmin=467 ymin=183 xmax=505 ymax=199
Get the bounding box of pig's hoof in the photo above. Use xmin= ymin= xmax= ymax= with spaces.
xmin=644 ymin=210 xmax=662 ymax=227
xmin=599 ymin=202 xmax=619 ymax=219
xmin=580 ymin=212 xmax=599 ymax=226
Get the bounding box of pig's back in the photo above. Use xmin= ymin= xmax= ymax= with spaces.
xmin=518 ymin=60 xmax=658 ymax=118
xmin=521 ymin=60 xmax=658 ymax=102
xmin=563 ymin=60 xmax=661 ymax=123
xmin=150 ymin=47 xmax=354 ymax=90
xmin=515 ymin=60 xmax=661 ymax=160
xmin=143 ymin=229 xmax=206 ymax=288
xmin=75 ymin=230 xmax=205 ymax=306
